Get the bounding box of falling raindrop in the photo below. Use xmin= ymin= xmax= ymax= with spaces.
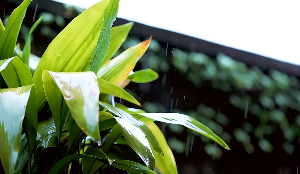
xmin=170 ymin=87 xmax=173 ymax=94
xmin=175 ymin=98 xmax=178 ymax=107
xmin=297 ymin=165 xmax=298 ymax=174
xmin=166 ymin=43 xmax=168 ymax=56
xmin=245 ymin=101 xmax=248 ymax=119
xmin=170 ymin=99 xmax=174 ymax=110
xmin=162 ymin=74 xmax=167 ymax=86
xmin=33 ymin=4 xmax=38 ymax=22
xmin=3 ymin=10 xmax=5 ymax=18
xmin=184 ymin=96 xmax=186 ymax=101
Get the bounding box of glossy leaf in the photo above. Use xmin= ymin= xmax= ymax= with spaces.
xmin=145 ymin=122 xmax=178 ymax=174
xmin=42 ymin=71 xmax=69 ymax=142
xmin=0 ymin=19 xmax=4 ymax=39
xmin=101 ymin=22 xmax=133 ymax=66
xmin=99 ymin=101 xmax=159 ymax=170
xmin=97 ymin=38 xmax=152 ymax=86
xmin=99 ymin=111 xmax=117 ymax=131
xmin=136 ymin=113 xmax=230 ymax=150
xmin=0 ymin=85 xmax=32 ymax=174
xmin=21 ymin=16 xmax=43 ymax=66
xmin=127 ymin=69 xmax=159 ymax=83
xmin=33 ymin=0 xmax=110 ymax=107
xmin=111 ymin=159 xmax=155 ymax=174
xmin=1 ymin=57 xmax=38 ymax=171
xmin=15 ymin=134 xmax=29 ymax=173
xmin=45 ymin=71 xmax=101 ymax=142
xmin=88 ymin=0 xmax=119 ymax=73
xmin=36 ymin=118 xmax=57 ymax=149
xmin=97 ymin=78 xmax=140 ymax=106
xmin=116 ymin=103 xmax=146 ymax=114
xmin=0 ymin=57 xmax=14 ymax=71
xmin=0 ymin=0 xmax=31 ymax=60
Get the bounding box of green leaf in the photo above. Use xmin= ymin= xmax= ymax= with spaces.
xmin=42 ymin=71 xmax=69 ymax=142
xmin=33 ymin=0 xmax=110 ymax=108
xmin=0 ymin=57 xmax=14 ymax=71
xmin=44 ymin=71 xmax=101 ymax=142
xmin=0 ymin=85 xmax=32 ymax=174
xmin=115 ymin=103 xmax=146 ymax=114
xmin=127 ymin=69 xmax=159 ymax=83
xmin=0 ymin=0 xmax=31 ymax=60
xmin=99 ymin=101 xmax=157 ymax=170
xmin=0 ymin=19 xmax=4 ymax=39
xmin=21 ymin=16 xmax=43 ymax=66
xmin=111 ymin=159 xmax=156 ymax=174
xmin=136 ymin=113 xmax=230 ymax=150
xmin=1 ymin=56 xmax=38 ymax=172
xmin=36 ymin=118 xmax=57 ymax=148
xmin=145 ymin=122 xmax=178 ymax=174
xmin=97 ymin=78 xmax=140 ymax=106
xmin=15 ymin=134 xmax=29 ymax=173
xmin=88 ymin=0 xmax=119 ymax=73
xmin=97 ymin=38 xmax=152 ymax=86
xmin=101 ymin=22 xmax=133 ymax=66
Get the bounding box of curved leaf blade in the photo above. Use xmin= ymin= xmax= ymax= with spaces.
xmin=99 ymin=101 xmax=157 ymax=170
xmin=21 ymin=16 xmax=43 ymax=66
xmin=33 ymin=0 xmax=109 ymax=107
xmin=145 ymin=122 xmax=178 ymax=174
xmin=97 ymin=78 xmax=140 ymax=106
xmin=1 ymin=56 xmax=38 ymax=171
xmin=97 ymin=38 xmax=152 ymax=86
xmin=46 ymin=71 xmax=101 ymax=142
xmin=0 ymin=85 xmax=32 ymax=174
xmin=0 ymin=19 xmax=4 ymax=39
xmin=112 ymin=159 xmax=156 ymax=174
xmin=137 ymin=113 xmax=230 ymax=150
xmin=127 ymin=69 xmax=159 ymax=83
xmin=88 ymin=0 xmax=119 ymax=73
xmin=42 ymin=71 xmax=69 ymax=142
xmin=101 ymin=22 xmax=133 ymax=66
xmin=0 ymin=0 xmax=31 ymax=60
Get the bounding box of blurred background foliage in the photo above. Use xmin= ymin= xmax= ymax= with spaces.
xmin=2 ymin=4 xmax=300 ymax=173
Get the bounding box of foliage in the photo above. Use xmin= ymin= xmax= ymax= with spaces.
xmin=0 ymin=0 xmax=230 ymax=174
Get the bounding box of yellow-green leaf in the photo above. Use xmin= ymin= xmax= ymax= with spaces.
xmin=0 ymin=0 xmax=31 ymax=60
xmin=42 ymin=71 xmax=69 ymax=142
xmin=0 ymin=19 xmax=4 ymax=39
xmin=0 ymin=85 xmax=32 ymax=174
xmin=88 ymin=0 xmax=119 ymax=73
xmin=136 ymin=113 xmax=230 ymax=150
xmin=97 ymin=38 xmax=151 ymax=86
xmin=97 ymin=78 xmax=140 ymax=106
xmin=45 ymin=71 xmax=101 ymax=142
xmin=33 ymin=0 xmax=110 ymax=108
xmin=1 ymin=56 xmax=38 ymax=170
xmin=21 ymin=16 xmax=43 ymax=66
xmin=127 ymin=69 xmax=159 ymax=83
xmin=101 ymin=22 xmax=133 ymax=66
xmin=145 ymin=122 xmax=178 ymax=174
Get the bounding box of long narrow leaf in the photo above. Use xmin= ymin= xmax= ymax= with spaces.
xmin=0 ymin=19 xmax=4 ymax=39
xmin=88 ymin=0 xmax=119 ymax=73
xmin=97 ymin=78 xmax=140 ymax=106
xmin=136 ymin=113 xmax=230 ymax=150
xmin=97 ymin=38 xmax=151 ymax=86
xmin=42 ymin=71 xmax=69 ymax=142
xmin=101 ymin=22 xmax=133 ymax=66
xmin=33 ymin=0 xmax=109 ymax=108
xmin=0 ymin=85 xmax=32 ymax=174
xmin=45 ymin=71 xmax=101 ymax=142
xmin=21 ymin=16 xmax=43 ymax=66
xmin=99 ymin=101 xmax=158 ymax=170
xmin=145 ymin=122 xmax=178 ymax=174
xmin=1 ymin=57 xmax=38 ymax=171
xmin=0 ymin=0 xmax=31 ymax=60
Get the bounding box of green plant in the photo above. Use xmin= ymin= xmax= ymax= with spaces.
xmin=0 ymin=0 xmax=230 ymax=173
